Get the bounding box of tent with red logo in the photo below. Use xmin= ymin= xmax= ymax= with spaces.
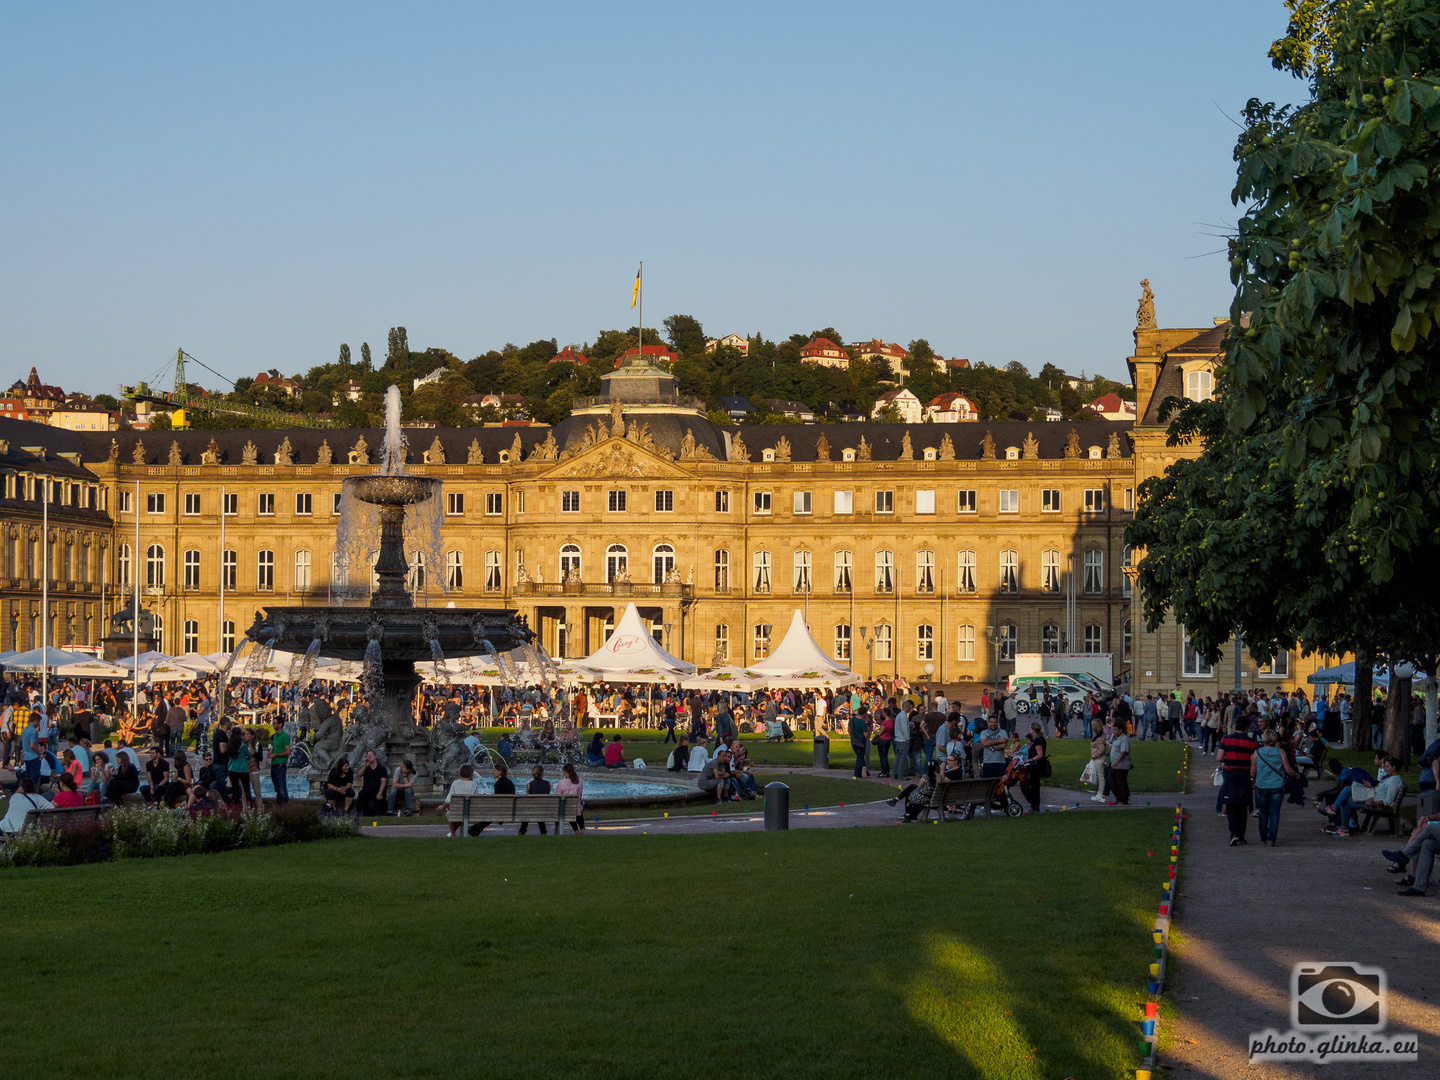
xmin=573 ymin=602 xmax=696 ymax=683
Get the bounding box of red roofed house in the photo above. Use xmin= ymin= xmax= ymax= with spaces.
xmin=925 ymin=392 xmax=979 ymax=423
xmin=1082 ymin=392 xmax=1137 ymax=421
xmin=800 ymin=337 xmax=851 ymax=370
xmin=947 ymin=357 xmax=970 ymax=371
xmin=550 ymin=346 xmax=588 ymax=365
xmin=4 ymin=367 xmax=65 ymax=418
xmin=253 ymin=371 xmax=300 ymax=397
xmin=615 ymin=344 xmax=678 ymax=368
xmin=847 ymin=339 xmax=908 ymax=371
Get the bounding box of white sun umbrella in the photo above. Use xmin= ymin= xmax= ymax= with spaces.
xmin=680 ymin=666 xmax=769 ymax=692
xmin=245 ymin=650 xmax=342 ymax=683
xmin=53 ymin=657 xmax=131 ymax=678
xmin=171 ymin=652 xmax=222 ymax=674
xmin=3 ymin=646 xmax=99 ymax=672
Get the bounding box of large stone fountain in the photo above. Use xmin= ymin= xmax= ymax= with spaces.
xmin=244 ymin=387 xmax=532 ymax=794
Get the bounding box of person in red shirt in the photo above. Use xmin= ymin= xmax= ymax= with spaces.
xmin=50 ymin=772 xmax=85 ymax=808
xmin=603 ymin=734 xmax=626 ymax=769
xmin=1219 ymin=714 xmax=1259 ymax=845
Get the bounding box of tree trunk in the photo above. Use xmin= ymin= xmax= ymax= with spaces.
xmin=1352 ymin=649 xmax=1373 ymax=751
xmin=1383 ymin=675 xmax=1411 ymax=765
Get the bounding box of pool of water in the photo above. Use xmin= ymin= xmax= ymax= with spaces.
xmin=257 ymin=773 xmax=693 ymax=801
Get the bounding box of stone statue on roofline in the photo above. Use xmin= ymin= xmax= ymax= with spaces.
xmin=1137 ymin=278 xmax=1156 ymax=330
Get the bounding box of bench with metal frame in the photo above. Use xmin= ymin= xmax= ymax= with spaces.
xmin=446 ymin=794 xmax=572 ymax=835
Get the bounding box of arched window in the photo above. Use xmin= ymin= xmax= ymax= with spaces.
xmin=916 ymin=624 xmax=934 ymax=661
xmin=222 ymin=549 xmax=236 ymax=591
xmin=999 ymin=549 xmax=1019 ymax=593
xmin=560 ymin=543 xmax=581 ymax=580
xmin=116 ymin=543 xmax=131 ymax=587
xmin=183 ymin=619 xmax=199 ymax=653
xmin=331 ymin=552 xmax=347 ymax=591
xmin=713 ymin=549 xmax=729 ymax=591
xmin=652 ymin=543 xmax=675 ymax=583
xmin=752 ymin=550 xmax=771 ymax=593
xmin=1041 ymin=549 xmax=1060 ymax=592
xmin=1121 ymin=544 xmax=1133 ymax=598
xmin=1084 ymin=624 xmax=1102 ymax=654
xmin=834 ymin=623 xmax=851 ymax=661
xmin=915 ymin=550 xmax=935 ymax=594
xmin=793 ymin=550 xmax=812 ymax=592
xmin=957 ymin=624 xmax=976 ymax=661
xmin=183 ymin=549 xmax=200 ymax=591
xmin=957 ymin=550 xmax=976 ymax=593
xmin=834 ymin=550 xmax=853 ymax=593
xmin=445 ymin=550 xmax=463 ymax=589
xmin=256 ymin=549 xmax=273 ymax=591
xmin=998 ymin=622 xmax=1017 ymax=661
xmin=410 ymin=550 xmax=425 ymax=591
xmin=294 ymin=549 xmax=311 ymax=591
xmin=151 ymin=613 xmax=164 ymax=653
xmin=1084 ymin=549 xmax=1104 ymax=593
xmin=145 ymin=544 xmax=165 ymax=588
xmin=1041 ymin=622 xmax=1059 ymax=655
xmin=874 ymin=550 xmax=894 ymax=593
xmin=1185 ymin=369 xmax=1213 ymax=402
xmin=1122 ymin=619 xmax=1132 ymax=662
xmin=606 ymin=544 xmax=628 ymax=584
xmin=221 ymin=619 xmax=235 ymax=653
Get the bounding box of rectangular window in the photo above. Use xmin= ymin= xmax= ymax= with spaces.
xmin=713 ymin=550 xmax=729 ymax=591
xmin=561 ymin=490 xmax=580 ymax=513
xmin=608 ymin=490 xmax=627 ymax=513
xmin=447 ymin=492 xmax=465 ymax=515
xmin=957 ymin=551 xmax=976 ymax=593
xmin=146 ymin=493 xmax=165 ymax=514
xmin=654 ymin=489 xmax=674 ymax=512
xmin=834 ymin=550 xmax=853 ymax=593
xmin=183 ymin=493 xmax=200 ymax=515
xmin=258 ymin=493 xmax=274 ymax=516
xmin=753 ymin=623 xmax=773 ymax=660
xmin=294 ymin=550 xmax=311 ymax=590
xmin=221 ymin=620 xmax=235 ymax=653
xmin=753 ymin=551 xmax=771 ymax=593
xmin=516 ymin=491 xmax=525 ymax=514
xmin=485 ymin=493 xmax=503 ymax=516
xmin=1124 ymin=487 xmax=1135 ymax=511
xmin=916 ymin=625 xmax=934 ymax=661
xmin=333 ymin=492 xmax=343 ymax=515
xmin=793 ymin=491 xmax=812 ymax=514
xmin=257 ymin=550 xmax=274 ymax=591
xmin=221 ymin=550 xmax=236 ymax=591
xmin=714 ymin=624 xmax=729 ymax=663
xmin=1084 ymin=488 xmax=1105 ymax=513
xmin=1182 ymin=633 xmax=1215 ymax=678
xmin=1084 ymin=550 xmax=1104 ymax=593
xmin=1041 ymin=550 xmax=1060 ymax=592
xmin=793 ymin=551 xmax=812 ymax=592
xmin=915 ymin=489 xmax=935 ymax=514
xmin=223 ymin=493 xmax=238 ymax=516
xmin=714 ymin=490 xmax=730 ymax=513
xmin=999 ymin=489 xmax=1019 ymax=513
xmin=958 ymin=489 xmax=977 ymax=513
xmin=1041 ymin=489 xmax=1060 ymax=512
xmin=834 ymin=623 xmax=851 ymax=661
xmin=484 ymin=550 xmax=502 ymax=591
xmin=183 ymin=550 xmax=200 ymax=591
xmin=753 ymin=491 xmax=771 ymax=514
xmin=183 ymin=620 xmax=199 ymax=654
xmin=446 ymin=550 xmax=463 ymax=589
xmin=915 ymin=551 xmax=935 ymax=593
xmin=874 ymin=490 xmax=894 ymax=514
xmin=1084 ymin=625 xmax=1102 ymax=654
xmin=1123 ymin=620 xmax=1132 ymax=662
xmin=1121 ymin=545 xmax=1133 ymax=599
xmin=999 ymin=550 xmax=1019 ymax=593
xmin=874 ymin=625 xmax=893 ymax=662
xmin=999 ymin=624 xmax=1016 ymax=662
xmin=1264 ymin=650 xmax=1291 ymax=678
xmin=833 ymin=490 xmax=853 ymax=514
xmin=295 ymin=493 xmax=312 ymax=516
xmin=957 ymin=624 xmax=976 ymax=661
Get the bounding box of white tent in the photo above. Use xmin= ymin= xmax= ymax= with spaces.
xmin=115 ymin=652 xmax=199 ymax=683
xmin=54 ymin=657 xmax=131 ymax=679
xmin=1 ymin=646 xmax=96 ymax=672
xmin=680 ymin=666 xmax=769 ymax=692
xmin=573 ymin=602 xmax=696 ymax=684
xmin=745 ymin=610 xmax=859 ymax=687
xmin=114 ymin=651 xmax=173 ymax=670
xmin=171 ymin=652 xmax=222 ymax=674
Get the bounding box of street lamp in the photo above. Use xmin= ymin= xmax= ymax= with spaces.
xmin=923 ymin=661 xmax=935 ymax=703
xmin=985 ymin=625 xmax=1001 ymax=695
xmin=663 ymin=622 xmax=673 ymax=656
xmin=8 ymin=612 xmax=17 ymax=652
xmin=561 ymin=621 xmax=574 ymax=660
xmin=858 ymin=626 xmax=873 ymax=681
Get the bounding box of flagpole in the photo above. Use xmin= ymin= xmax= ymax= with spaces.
xmin=42 ymin=483 xmax=48 ymax=707
xmin=636 ymin=261 xmax=643 ymax=360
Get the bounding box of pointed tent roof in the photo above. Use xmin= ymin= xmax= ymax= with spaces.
xmin=746 ymin=611 xmax=853 ymax=677
xmin=574 ymin=602 xmax=696 ymax=683
xmin=2 ymin=646 xmax=97 ymax=672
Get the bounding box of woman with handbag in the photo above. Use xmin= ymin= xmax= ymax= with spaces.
xmin=1252 ymin=728 xmax=1298 ymax=845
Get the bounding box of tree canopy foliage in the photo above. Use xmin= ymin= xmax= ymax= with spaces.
xmin=1129 ymin=0 xmax=1440 ymax=667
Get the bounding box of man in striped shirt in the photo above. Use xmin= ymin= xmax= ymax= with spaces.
xmin=1219 ymin=718 xmax=1259 ymax=845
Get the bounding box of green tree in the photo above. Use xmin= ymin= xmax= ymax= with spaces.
xmin=663 ymin=314 xmax=706 ymax=358
xmin=338 ymin=343 xmax=351 ymax=368
xmin=386 ymin=327 xmax=409 ymax=369
xmin=360 ymin=342 xmax=372 ymax=371
xmin=1128 ymin=0 xmax=1440 ymax=758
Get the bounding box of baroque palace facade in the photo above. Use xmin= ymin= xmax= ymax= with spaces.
xmin=0 ymin=317 xmax=1327 ymax=698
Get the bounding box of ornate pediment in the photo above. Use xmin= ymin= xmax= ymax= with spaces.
xmin=542 ymin=437 xmax=694 ymax=480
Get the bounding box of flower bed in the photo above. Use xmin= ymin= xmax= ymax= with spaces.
xmin=0 ymin=803 xmax=357 ymax=869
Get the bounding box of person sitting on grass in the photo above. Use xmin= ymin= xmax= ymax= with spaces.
xmin=603 ymin=734 xmax=626 ymax=769
xmin=0 ymin=777 xmax=53 ymax=833
xmin=584 ymin=732 xmax=606 ymax=767
xmin=668 ymin=734 xmax=691 ymax=772
xmin=697 ymin=751 xmax=734 ymax=802
xmin=442 ymin=763 xmax=480 ymax=837
xmin=1323 ymin=755 xmax=1403 ymax=837
xmin=519 ymin=764 xmax=552 ymax=835
xmin=325 ymin=759 xmax=356 ymax=815
xmin=467 ymin=763 xmax=516 ymax=835
xmin=888 ymin=760 xmax=940 ymax=822
xmin=387 ymin=759 xmax=417 ymax=816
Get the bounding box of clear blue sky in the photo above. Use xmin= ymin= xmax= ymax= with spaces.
xmin=1 ymin=1 xmax=1302 ymax=395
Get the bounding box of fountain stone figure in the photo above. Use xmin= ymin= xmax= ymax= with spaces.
xmin=244 ymin=385 xmax=531 ymax=793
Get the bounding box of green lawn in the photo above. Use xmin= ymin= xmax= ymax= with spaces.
xmin=1 ymin=810 xmax=1173 ymax=1080
xmin=1044 ymin=738 xmax=1193 ymax=795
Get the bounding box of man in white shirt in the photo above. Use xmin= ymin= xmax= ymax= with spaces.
xmin=0 ymin=778 xmax=53 ymax=834
xmin=442 ymin=763 xmax=481 ymax=837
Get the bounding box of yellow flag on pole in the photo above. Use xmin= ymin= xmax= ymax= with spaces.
xmin=631 ymin=265 xmax=641 ymax=309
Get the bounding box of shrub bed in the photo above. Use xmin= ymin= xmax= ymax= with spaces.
xmin=0 ymin=803 xmax=357 ymax=869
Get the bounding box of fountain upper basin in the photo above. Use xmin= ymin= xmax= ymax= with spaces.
xmin=345 ymin=475 xmax=443 ymax=506
xmin=246 ymin=606 xmax=531 ymax=662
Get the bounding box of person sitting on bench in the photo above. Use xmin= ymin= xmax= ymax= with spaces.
xmin=584 ymin=733 xmax=606 ymax=768
xmin=888 ymin=760 xmax=940 ymax=821
xmin=468 ymin=763 xmax=515 ymax=835
xmin=519 ymin=765 xmax=552 ymax=835
xmin=0 ymin=778 xmax=53 ymax=833
xmin=441 ymin=763 xmax=479 ymax=838
xmin=106 ymin=753 xmax=141 ymax=806
xmin=49 ymin=772 xmax=85 ymax=808
xmin=1382 ymin=811 xmax=1440 ymax=896
xmin=1323 ymin=755 xmax=1403 ymax=836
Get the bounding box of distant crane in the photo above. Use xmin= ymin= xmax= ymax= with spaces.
xmin=122 ymin=349 xmax=342 ymax=428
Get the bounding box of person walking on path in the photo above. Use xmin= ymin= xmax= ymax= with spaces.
xmin=892 ymin=706 xmax=911 ymax=781
xmin=1219 ymin=715 xmax=1258 ymax=845
xmin=1088 ymin=720 xmax=1109 ymax=802
xmin=848 ymin=707 xmax=869 ymax=779
xmin=1252 ymin=728 xmax=1298 ymax=846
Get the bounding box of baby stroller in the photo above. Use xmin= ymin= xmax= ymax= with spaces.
xmin=988 ymin=753 xmax=1028 ymax=817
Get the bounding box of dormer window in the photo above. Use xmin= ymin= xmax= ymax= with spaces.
xmin=841 ymin=448 xmax=856 ymax=462
xmin=922 ymin=447 xmax=937 ymax=461
xmin=1005 ymin=447 xmax=1019 ymax=460
xmin=1088 ymin=446 xmax=1102 ymax=459
xmin=1185 ymin=369 xmax=1213 ymax=402
xmin=762 ymin=449 xmax=775 ymax=462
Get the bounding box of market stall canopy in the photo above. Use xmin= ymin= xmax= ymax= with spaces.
xmin=745 ymin=611 xmax=857 ymax=686
xmin=113 ymin=651 xmax=173 ymax=670
xmin=171 ymin=652 xmax=222 ymax=674
xmin=1 ymin=646 xmax=97 ymax=672
xmin=572 ymin=603 xmax=696 ymax=684
xmin=53 ymin=657 xmax=131 ymax=678
xmin=1307 ymin=661 xmax=1425 ymax=687
xmin=679 ymin=666 xmax=769 ymax=692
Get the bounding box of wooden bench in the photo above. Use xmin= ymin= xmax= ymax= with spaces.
xmin=21 ymin=803 xmax=110 ymax=831
xmin=917 ymin=777 xmax=1002 ymax=823
xmin=1297 ymin=742 xmax=1329 ymax=781
xmin=1358 ymin=783 xmax=1409 ymax=835
xmin=447 ymin=794 xmax=571 ymax=835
